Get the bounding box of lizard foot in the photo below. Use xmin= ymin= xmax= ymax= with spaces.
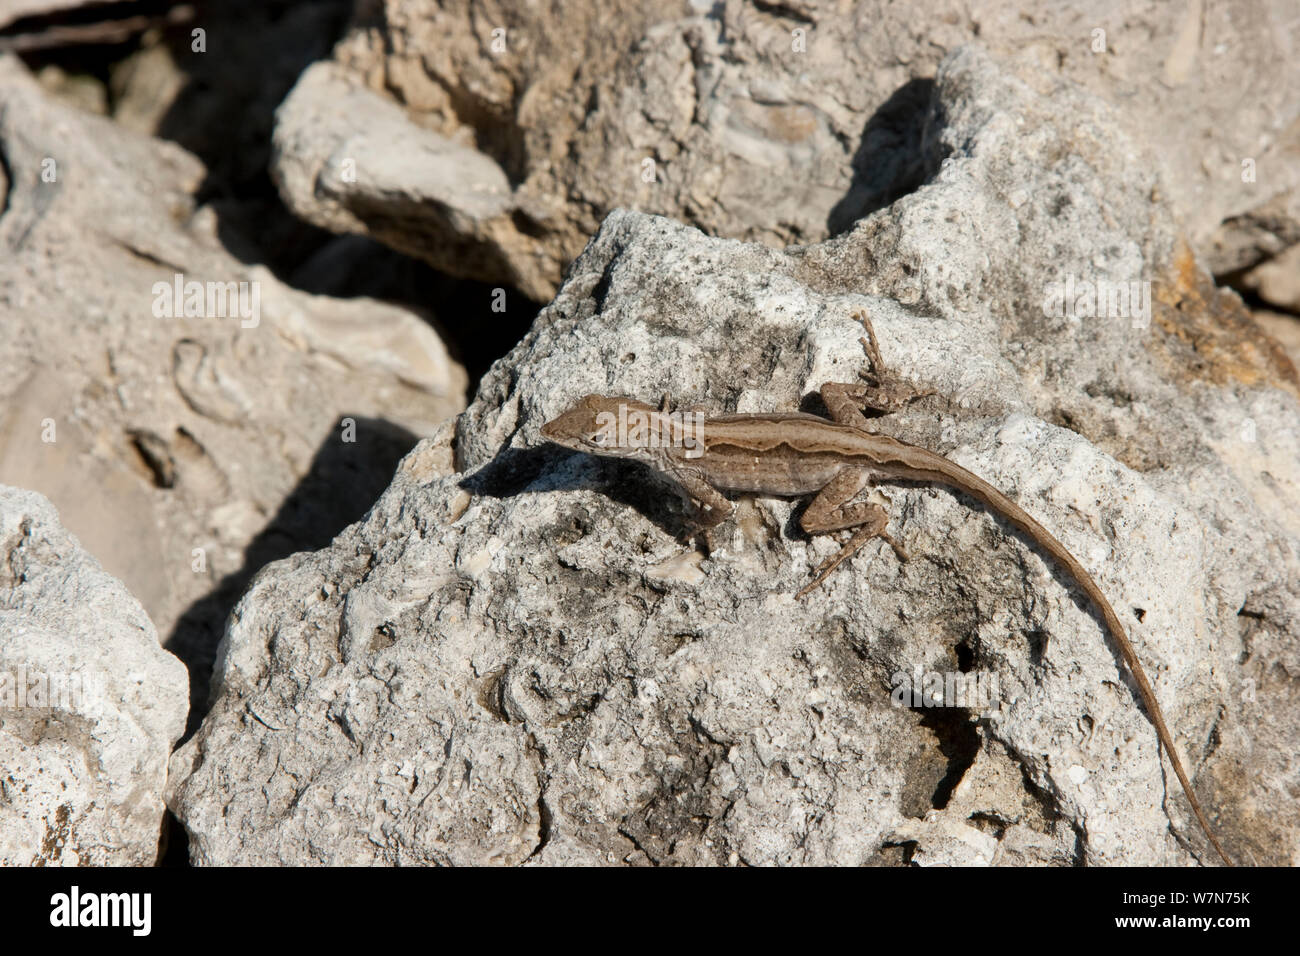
xmin=796 ymin=524 xmax=907 ymax=598
xmin=849 ymin=309 xmax=936 ymax=411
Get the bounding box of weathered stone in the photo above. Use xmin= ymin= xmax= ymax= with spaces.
xmin=171 ymin=48 xmax=1299 ymax=865
xmin=1242 ymin=243 xmax=1300 ymax=314
xmin=0 ymin=1 xmax=99 ymax=31
xmin=0 ymin=56 xmax=467 ymax=716
xmin=271 ymin=0 xmax=1300 ymax=298
xmin=0 ymin=485 xmax=188 ymax=866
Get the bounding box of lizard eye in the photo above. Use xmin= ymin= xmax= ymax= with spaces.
xmin=589 ymin=431 xmax=607 ymax=446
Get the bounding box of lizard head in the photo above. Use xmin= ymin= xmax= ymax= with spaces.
xmin=540 ymin=394 xmax=663 ymax=461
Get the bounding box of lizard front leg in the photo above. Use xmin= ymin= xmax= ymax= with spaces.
xmin=668 ymin=466 xmax=734 ymax=549
xmin=796 ymin=465 xmax=908 ymax=597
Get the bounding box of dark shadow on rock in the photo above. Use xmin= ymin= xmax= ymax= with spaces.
xmin=457 ymin=445 xmax=555 ymax=501
xmin=915 ymin=704 xmax=982 ymax=810
xmin=151 ymin=0 xmax=353 ymax=274
xmin=0 ymin=133 xmax=9 ymax=221
xmin=462 ymin=444 xmax=691 ymax=543
xmin=146 ymin=2 xmax=543 ymax=394
xmin=827 ymin=78 xmax=942 ymax=235
xmin=283 ymin=238 xmax=543 ymax=392
xmin=166 ymin=415 xmax=420 ymax=738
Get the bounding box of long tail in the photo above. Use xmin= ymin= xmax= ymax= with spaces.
xmin=902 ymin=453 xmax=1232 ymax=865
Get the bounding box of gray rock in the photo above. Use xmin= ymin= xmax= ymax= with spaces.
xmin=1242 ymin=243 xmax=1300 ymax=314
xmin=272 ymin=0 xmax=1300 ymax=298
xmin=171 ymin=47 xmax=1299 ymax=866
xmin=271 ymin=62 xmax=528 ymax=294
xmin=0 ymin=55 xmax=467 ymax=713
xmin=0 ymin=0 xmax=98 ymax=31
xmin=1255 ymin=310 xmax=1300 ymax=371
xmin=0 ymin=485 xmax=188 ymax=866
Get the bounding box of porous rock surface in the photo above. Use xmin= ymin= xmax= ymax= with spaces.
xmin=170 ymin=47 xmax=1299 ymax=866
xmin=271 ymin=0 xmax=1300 ymax=299
xmin=0 ymin=55 xmax=467 ymax=713
xmin=0 ymin=485 xmax=188 ymax=866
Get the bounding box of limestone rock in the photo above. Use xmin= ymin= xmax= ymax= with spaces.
xmin=172 ymin=48 xmax=1299 ymax=865
xmin=270 ymin=0 xmax=1300 ymax=298
xmin=0 ymin=0 xmax=99 ymax=31
xmin=0 ymin=55 xmax=467 ymax=715
xmin=1242 ymin=243 xmax=1300 ymax=314
xmin=0 ymin=485 xmax=188 ymax=866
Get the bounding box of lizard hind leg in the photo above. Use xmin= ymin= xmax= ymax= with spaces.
xmin=796 ymin=467 xmax=908 ymax=597
xmin=840 ymin=309 xmax=936 ymax=413
xmin=851 ymin=309 xmax=888 ymax=380
xmin=796 ymin=510 xmax=907 ymax=598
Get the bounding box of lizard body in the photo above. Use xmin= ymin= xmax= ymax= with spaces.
xmin=539 ymin=311 xmax=1231 ymax=865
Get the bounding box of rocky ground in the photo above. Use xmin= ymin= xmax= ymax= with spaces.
xmin=0 ymin=0 xmax=1296 ymax=866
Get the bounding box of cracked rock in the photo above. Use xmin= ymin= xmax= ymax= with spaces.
xmin=0 ymin=485 xmax=188 ymax=866
xmin=272 ymin=0 xmax=1300 ymax=298
xmin=171 ymin=47 xmax=1299 ymax=866
xmin=0 ymin=55 xmax=467 ymax=716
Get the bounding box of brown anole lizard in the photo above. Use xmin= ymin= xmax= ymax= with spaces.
xmin=540 ymin=310 xmax=1231 ymax=865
